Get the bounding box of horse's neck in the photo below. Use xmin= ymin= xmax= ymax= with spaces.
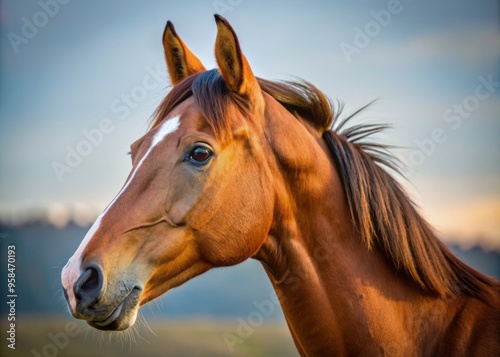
xmin=255 ymin=135 xmax=448 ymax=355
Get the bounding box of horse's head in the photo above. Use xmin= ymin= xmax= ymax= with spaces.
xmin=62 ymin=15 xmax=324 ymax=331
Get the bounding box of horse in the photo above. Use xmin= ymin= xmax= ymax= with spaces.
xmin=61 ymin=15 xmax=499 ymax=356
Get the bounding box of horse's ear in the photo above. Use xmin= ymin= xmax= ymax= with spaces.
xmin=163 ymin=21 xmax=206 ymax=85
xmin=214 ymin=15 xmax=262 ymax=106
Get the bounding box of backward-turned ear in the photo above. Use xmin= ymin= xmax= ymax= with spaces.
xmin=214 ymin=15 xmax=262 ymax=107
xmin=163 ymin=21 xmax=206 ymax=85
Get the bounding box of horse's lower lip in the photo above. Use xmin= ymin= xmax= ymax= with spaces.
xmin=88 ymin=287 xmax=141 ymax=330
xmin=93 ymin=299 xmax=125 ymax=327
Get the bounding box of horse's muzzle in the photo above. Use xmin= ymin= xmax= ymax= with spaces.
xmin=63 ymin=262 xmax=143 ymax=331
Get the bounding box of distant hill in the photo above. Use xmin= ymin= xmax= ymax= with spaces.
xmin=0 ymin=224 xmax=498 ymax=320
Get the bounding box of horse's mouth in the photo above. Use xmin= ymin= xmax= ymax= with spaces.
xmin=88 ymin=287 xmax=142 ymax=331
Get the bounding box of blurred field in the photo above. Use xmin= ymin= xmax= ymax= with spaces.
xmin=1 ymin=317 xmax=299 ymax=357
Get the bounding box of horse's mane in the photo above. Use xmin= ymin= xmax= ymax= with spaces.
xmin=151 ymin=69 xmax=497 ymax=302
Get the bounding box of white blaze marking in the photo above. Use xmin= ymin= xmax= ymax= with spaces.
xmin=61 ymin=115 xmax=180 ymax=311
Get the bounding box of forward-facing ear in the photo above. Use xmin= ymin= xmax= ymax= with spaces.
xmin=163 ymin=21 xmax=206 ymax=85
xmin=214 ymin=15 xmax=262 ymax=107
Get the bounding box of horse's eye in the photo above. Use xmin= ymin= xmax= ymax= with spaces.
xmin=187 ymin=145 xmax=213 ymax=165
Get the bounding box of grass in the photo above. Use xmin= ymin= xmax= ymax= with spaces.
xmin=1 ymin=316 xmax=299 ymax=357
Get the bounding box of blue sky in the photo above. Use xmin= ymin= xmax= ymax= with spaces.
xmin=1 ymin=0 xmax=499 ymax=248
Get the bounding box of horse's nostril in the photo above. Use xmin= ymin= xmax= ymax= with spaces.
xmin=86 ymin=268 xmax=99 ymax=290
xmin=74 ymin=264 xmax=105 ymax=305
